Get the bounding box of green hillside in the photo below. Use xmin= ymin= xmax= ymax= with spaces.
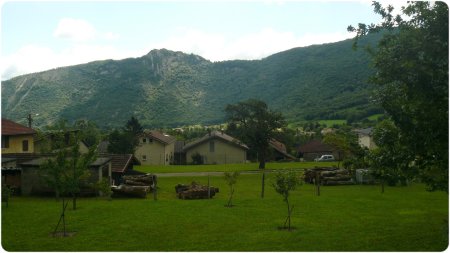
xmin=1 ymin=34 xmax=382 ymax=129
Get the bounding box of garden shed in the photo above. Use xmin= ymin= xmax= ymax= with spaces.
xmin=19 ymin=156 xmax=112 ymax=196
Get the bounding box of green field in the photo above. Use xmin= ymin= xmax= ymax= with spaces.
xmin=318 ymin=119 xmax=347 ymax=127
xmin=2 ymin=173 xmax=448 ymax=251
xmin=134 ymin=161 xmax=338 ymax=173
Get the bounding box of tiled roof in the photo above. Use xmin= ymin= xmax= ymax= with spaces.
xmin=297 ymin=139 xmax=333 ymax=153
xmin=140 ymin=130 xmax=176 ymax=145
xmin=183 ymin=131 xmax=248 ymax=151
xmin=270 ymin=139 xmax=296 ymax=159
xmin=20 ymin=156 xmax=111 ymax=167
xmin=354 ymin=127 xmax=373 ymax=136
xmin=105 ymin=154 xmax=140 ymax=173
xmin=270 ymin=139 xmax=287 ymax=153
xmin=1 ymin=118 xmax=36 ymax=136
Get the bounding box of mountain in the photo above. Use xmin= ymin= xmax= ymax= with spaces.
xmin=1 ymin=34 xmax=382 ymax=129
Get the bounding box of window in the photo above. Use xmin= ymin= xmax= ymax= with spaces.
xmin=142 ymin=155 xmax=147 ymax=161
xmin=142 ymin=138 xmax=147 ymax=143
xmin=2 ymin=136 xmax=9 ymax=148
xmin=22 ymin=140 xmax=29 ymax=152
xmin=209 ymin=141 xmax=215 ymax=152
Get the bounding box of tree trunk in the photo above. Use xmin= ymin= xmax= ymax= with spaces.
xmin=72 ymin=194 xmax=77 ymax=210
xmin=261 ymin=171 xmax=265 ymax=199
xmin=259 ymin=149 xmax=266 ymax=199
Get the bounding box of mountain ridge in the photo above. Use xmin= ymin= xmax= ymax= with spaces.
xmin=1 ymin=35 xmax=382 ymax=129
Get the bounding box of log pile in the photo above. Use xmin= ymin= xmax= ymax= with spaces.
xmin=111 ymin=173 xmax=157 ymax=198
xmin=175 ymin=181 xmax=219 ymax=200
xmin=304 ymin=167 xmax=353 ymax=186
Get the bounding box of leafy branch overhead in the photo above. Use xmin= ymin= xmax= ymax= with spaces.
xmin=349 ymin=1 xmax=448 ymax=191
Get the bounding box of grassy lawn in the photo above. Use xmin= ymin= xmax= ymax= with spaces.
xmin=2 ymin=174 xmax=448 ymax=251
xmin=318 ymin=119 xmax=347 ymax=127
xmin=134 ymin=161 xmax=338 ymax=173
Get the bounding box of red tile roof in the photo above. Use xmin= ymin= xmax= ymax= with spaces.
xmin=297 ymin=139 xmax=333 ymax=153
xmin=139 ymin=130 xmax=176 ymax=145
xmin=1 ymin=118 xmax=36 ymax=136
xmin=105 ymin=154 xmax=140 ymax=173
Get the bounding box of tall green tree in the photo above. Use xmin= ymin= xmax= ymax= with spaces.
xmin=225 ymin=99 xmax=285 ymax=198
xmin=108 ymin=116 xmax=144 ymax=154
xmin=225 ymin=99 xmax=286 ymax=169
xmin=107 ymin=129 xmax=136 ymax=154
xmin=348 ymin=2 xmax=448 ymax=191
xmin=124 ymin=116 xmax=143 ymax=137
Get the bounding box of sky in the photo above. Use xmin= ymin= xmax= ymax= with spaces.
xmin=1 ymin=0 xmax=407 ymax=80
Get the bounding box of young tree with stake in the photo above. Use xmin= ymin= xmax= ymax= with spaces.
xmin=224 ymin=171 xmax=240 ymax=207
xmin=272 ymin=170 xmax=301 ymax=231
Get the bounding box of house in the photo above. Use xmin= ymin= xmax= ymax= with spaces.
xmin=269 ymin=139 xmax=296 ymax=161
xmin=354 ymin=127 xmax=377 ymax=150
xmin=2 ymin=153 xmax=111 ymax=196
xmin=34 ymin=130 xmax=90 ymax=154
xmin=135 ymin=130 xmax=176 ymax=165
xmin=297 ymin=139 xmax=338 ymax=161
xmin=1 ymin=118 xmax=37 ymax=154
xmin=1 ymin=153 xmax=43 ymax=195
xmin=183 ymin=131 xmax=248 ymax=164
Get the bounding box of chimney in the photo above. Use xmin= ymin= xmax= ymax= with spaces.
xmin=27 ymin=114 xmax=33 ymax=128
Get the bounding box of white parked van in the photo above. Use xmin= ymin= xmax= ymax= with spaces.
xmin=314 ymin=155 xmax=335 ymax=162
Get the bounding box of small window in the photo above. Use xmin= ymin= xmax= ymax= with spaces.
xmin=209 ymin=141 xmax=215 ymax=152
xmin=149 ymin=138 xmax=153 ymax=143
xmin=142 ymin=155 xmax=147 ymax=161
xmin=2 ymin=136 xmax=10 ymax=148
xmin=142 ymin=138 xmax=147 ymax=143
xmin=22 ymin=140 xmax=29 ymax=152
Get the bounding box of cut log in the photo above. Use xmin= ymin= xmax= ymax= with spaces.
xmin=111 ymin=185 xmax=150 ymax=198
xmin=175 ymin=182 xmax=219 ymax=199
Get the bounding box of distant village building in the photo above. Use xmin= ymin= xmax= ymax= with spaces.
xmin=354 ymin=127 xmax=377 ymax=150
xmin=297 ymin=139 xmax=337 ymax=161
xmin=183 ymin=131 xmax=248 ymax=165
xmin=135 ymin=130 xmax=176 ymax=165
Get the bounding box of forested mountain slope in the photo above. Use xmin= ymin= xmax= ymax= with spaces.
xmin=1 ymin=34 xmax=381 ymax=128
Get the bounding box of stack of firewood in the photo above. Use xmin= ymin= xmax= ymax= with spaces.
xmin=175 ymin=181 xmax=219 ymax=200
xmin=111 ymin=174 xmax=157 ymax=198
xmin=304 ymin=167 xmax=353 ymax=186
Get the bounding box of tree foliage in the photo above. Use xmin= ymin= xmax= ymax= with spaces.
xmin=108 ymin=116 xmax=143 ymax=154
xmin=368 ymin=119 xmax=415 ymax=192
xmin=272 ymin=170 xmax=301 ymax=230
xmin=224 ymin=171 xmax=240 ymax=207
xmin=225 ymin=99 xmax=286 ymax=169
xmin=349 ymin=1 xmax=448 ymax=191
xmin=40 ymin=130 xmax=97 ymax=210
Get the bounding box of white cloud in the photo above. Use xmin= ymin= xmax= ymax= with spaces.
xmin=1 ymin=44 xmax=135 ymax=80
xmin=53 ymin=18 xmax=97 ymax=42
